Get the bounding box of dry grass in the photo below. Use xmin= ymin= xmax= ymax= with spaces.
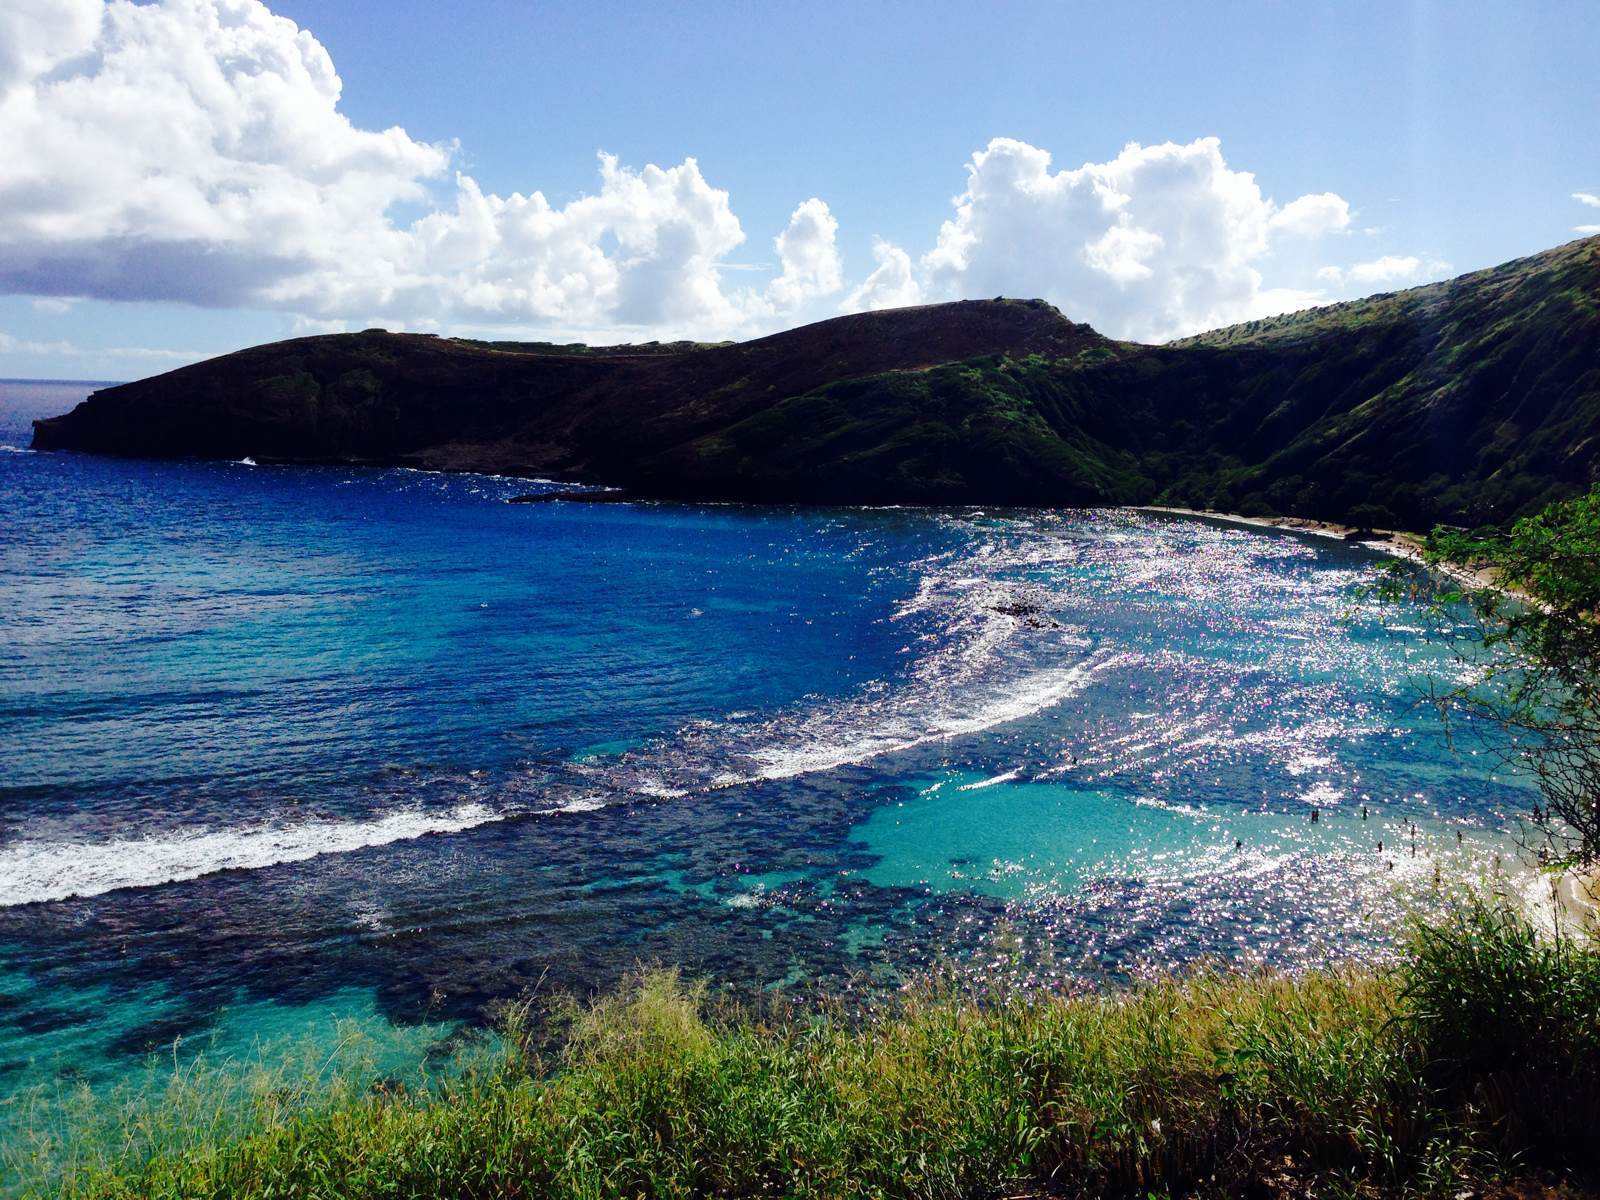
xmin=8 ymin=904 xmax=1598 ymax=1199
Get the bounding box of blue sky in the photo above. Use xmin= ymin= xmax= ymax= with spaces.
xmin=2 ymin=0 xmax=1596 ymax=380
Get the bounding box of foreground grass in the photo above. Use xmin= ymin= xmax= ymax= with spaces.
xmin=15 ymin=903 xmax=1600 ymax=1199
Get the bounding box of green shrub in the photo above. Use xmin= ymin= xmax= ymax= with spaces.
xmin=16 ymin=905 xmax=1599 ymax=1199
xmin=1400 ymin=898 xmax=1600 ymax=1159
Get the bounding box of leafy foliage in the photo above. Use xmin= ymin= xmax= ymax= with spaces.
xmin=1409 ymin=485 xmax=1600 ymax=869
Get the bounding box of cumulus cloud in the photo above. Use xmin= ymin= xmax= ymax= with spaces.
xmin=920 ymin=137 xmax=1355 ymax=340
xmin=0 ymin=0 xmax=448 ymax=304
xmin=0 ymin=0 xmax=830 ymax=339
xmin=1316 ymin=254 xmax=1449 ymax=288
xmin=2 ymin=1 xmax=1432 ymax=351
xmin=766 ymin=199 xmax=843 ymax=310
xmin=841 ymin=240 xmax=923 ymax=312
xmin=1268 ymin=193 xmax=1352 ymax=238
xmin=370 ymin=154 xmax=752 ymax=332
xmin=0 ymin=0 xmax=102 ymax=95
xmin=1575 ymin=192 xmax=1600 ymax=235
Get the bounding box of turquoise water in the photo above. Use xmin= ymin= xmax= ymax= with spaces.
xmin=0 ymin=381 xmax=1535 ymax=1124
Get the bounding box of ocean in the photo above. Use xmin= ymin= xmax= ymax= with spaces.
xmin=0 ymin=380 xmax=1534 ymax=1117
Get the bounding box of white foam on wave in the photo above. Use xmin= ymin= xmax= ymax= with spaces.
xmin=0 ymin=444 xmax=34 ymax=454
xmin=6 ymin=512 xmax=1128 ymax=903
xmin=555 ymin=520 xmax=1130 ymax=801
xmin=546 ymin=795 xmax=607 ymax=814
xmin=960 ymin=768 xmax=1024 ymax=791
xmin=0 ymin=803 xmax=507 ymax=907
xmin=726 ymin=526 xmax=1125 ymax=785
xmin=746 ymin=655 xmax=1120 ymax=783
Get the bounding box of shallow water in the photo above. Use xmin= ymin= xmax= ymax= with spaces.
xmin=0 ymin=380 xmax=1534 ymax=1107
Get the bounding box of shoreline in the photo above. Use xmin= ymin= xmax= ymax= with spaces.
xmin=1133 ymin=505 xmax=1506 ymax=593
xmin=1139 ymin=505 xmax=1599 ymax=940
xmin=1557 ymin=867 xmax=1600 ymax=935
xmin=29 ymin=931 xmax=1597 ymax=1200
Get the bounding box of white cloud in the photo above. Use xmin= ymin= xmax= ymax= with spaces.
xmin=0 ymin=0 xmax=449 ymax=306
xmin=1268 ymin=192 xmax=1352 ymax=238
xmin=0 ymin=1 xmax=1441 ymax=354
xmin=289 ymin=315 xmax=350 ymax=336
xmin=0 ymin=329 xmax=203 ymax=362
xmin=841 ymin=240 xmax=923 ymax=312
xmin=1252 ymin=286 xmax=1325 ymax=315
xmin=1574 ymin=193 xmax=1600 ymax=235
xmin=766 ymin=198 xmax=843 ymax=310
xmin=352 ymin=154 xmax=753 ymax=333
xmin=919 ymin=137 xmax=1355 ymax=340
xmin=1317 ymin=254 xmax=1449 ymax=288
xmin=1348 ymin=255 xmax=1429 ymax=284
xmin=0 ymin=0 xmax=102 ymax=95
xmin=0 ymin=0 xmax=831 ymax=340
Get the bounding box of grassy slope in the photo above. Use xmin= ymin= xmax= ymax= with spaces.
xmin=30 ymin=300 xmax=1108 ymax=481
xmin=1161 ymin=235 xmax=1600 ymax=524
xmin=640 ymin=348 xmax=1138 ymax=505
xmin=30 ymin=237 xmax=1600 ymax=525
xmin=670 ymin=237 xmax=1600 ymax=523
xmin=17 ymin=905 xmax=1599 ymax=1200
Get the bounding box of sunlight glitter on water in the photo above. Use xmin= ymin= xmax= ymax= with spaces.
xmin=0 ymin=391 xmax=1544 ymax=1096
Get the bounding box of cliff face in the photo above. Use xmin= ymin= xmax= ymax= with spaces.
xmin=653 ymin=237 xmax=1600 ymax=521
xmin=33 ymin=236 xmax=1600 ymax=525
xmin=31 ymin=298 xmax=1108 ymax=479
xmin=1138 ymin=234 xmax=1600 ymax=524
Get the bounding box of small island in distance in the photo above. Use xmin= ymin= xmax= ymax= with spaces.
xmin=35 ymin=234 xmax=1600 ymax=529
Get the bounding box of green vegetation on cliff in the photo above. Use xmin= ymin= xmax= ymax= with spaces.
xmin=33 ymin=236 xmax=1600 ymax=527
xmin=671 ymin=236 xmax=1600 ymax=521
xmin=14 ymin=904 xmax=1598 ymax=1200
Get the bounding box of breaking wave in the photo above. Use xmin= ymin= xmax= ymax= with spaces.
xmin=0 ymin=803 xmax=507 ymax=906
xmin=3 ymin=515 xmax=1117 ymax=906
xmin=542 ymin=522 xmax=1120 ymax=803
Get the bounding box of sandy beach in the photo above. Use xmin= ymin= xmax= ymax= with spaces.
xmin=1133 ymin=505 xmax=1509 ymax=594
xmin=1137 ymin=504 xmax=1600 ymax=939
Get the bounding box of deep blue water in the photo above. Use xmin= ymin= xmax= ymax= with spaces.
xmin=0 ymin=381 xmax=1536 ymax=1113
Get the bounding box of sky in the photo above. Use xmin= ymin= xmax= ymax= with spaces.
xmin=2 ymin=0 xmax=1597 ymax=381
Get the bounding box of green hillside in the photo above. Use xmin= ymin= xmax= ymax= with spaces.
xmin=34 ymin=236 xmax=1600 ymax=527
